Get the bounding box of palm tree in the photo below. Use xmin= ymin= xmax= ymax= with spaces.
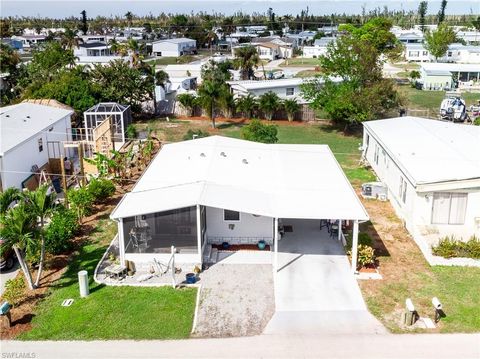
xmin=220 ymin=90 xmax=235 ymax=118
xmin=234 ymin=46 xmax=261 ymax=80
xmin=0 ymin=187 xmax=21 ymax=214
xmin=61 ymin=27 xmax=81 ymax=50
xmin=176 ymin=93 xmax=197 ymax=117
xmin=155 ymin=70 xmax=170 ymax=89
xmin=283 ymin=98 xmax=300 ymax=121
xmin=197 ymin=80 xmax=225 ymax=128
xmin=125 ymin=11 xmax=134 ymax=28
xmin=235 ymin=94 xmax=257 ymax=119
xmin=0 ymin=204 xmax=37 ymax=290
xmin=108 ymin=38 xmax=122 ymax=55
xmin=22 ymin=185 xmax=56 ymax=287
xmin=259 ymin=92 xmax=281 ymax=121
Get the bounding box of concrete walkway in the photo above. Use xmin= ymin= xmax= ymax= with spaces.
xmin=3 ymin=334 xmax=479 ymax=359
xmin=265 ymin=219 xmax=386 ymax=334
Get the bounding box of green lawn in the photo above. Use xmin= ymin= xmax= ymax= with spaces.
xmin=20 ymin=220 xmax=197 ymax=340
xmin=146 ymin=55 xmax=196 ymax=66
xmin=280 ymin=57 xmax=320 ymax=67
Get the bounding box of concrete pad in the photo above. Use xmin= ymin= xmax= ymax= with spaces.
xmin=265 ymin=219 xmax=385 ymax=334
xmin=217 ymin=250 xmax=272 ymax=265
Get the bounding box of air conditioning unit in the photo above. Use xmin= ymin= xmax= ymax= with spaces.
xmin=361 ymin=182 xmax=388 ymax=201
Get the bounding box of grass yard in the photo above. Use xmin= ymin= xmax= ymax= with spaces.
xmin=20 ymin=220 xmax=197 ymax=340
xmin=359 ymin=198 xmax=480 ymax=333
xmin=147 ymin=55 xmax=196 ymax=66
xmin=280 ymin=57 xmax=320 ymax=67
xmin=295 ymin=70 xmax=322 ymax=78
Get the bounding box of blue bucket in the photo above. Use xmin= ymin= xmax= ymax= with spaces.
xmin=186 ymin=273 xmax=196 ymax=284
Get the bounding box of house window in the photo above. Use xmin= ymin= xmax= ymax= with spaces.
xmin=423 ymin=51 xmax=428 ymax=56
xmin=409 ymin=51 xmax=419 ymax=57
xmin=447 ymin=51 xmax=452 ymax=57
xmin=431 ymin=192 xmax=468 ymax=225
xmin=374 ymin=144 xmax=379 ymax=165
xmin=286 ymin=87 xmax=294 ymax=96
xmin=38 ymin=138 xmax=43 ymax=152
xmin=224 ymin=209 xmax=240 ymax=221
xmin=398 ymin=177 xmax=407 ymax=203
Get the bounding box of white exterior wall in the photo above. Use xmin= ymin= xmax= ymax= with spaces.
xmin=421 ymin=70 xmax=452 ymax=90
xmin=302 ymin=46 xmax=326 ymax=58
xmin=237 ymin=85 xmax=302 ymax=100
xmin=205 ymin=207 xmax=274 ymax=244
xmin=153 ymin=40 xmax=196 ymax=57
xmin=1 ymin=115 xmax=71 ymax=190
xmin=363 ymin=129 xmax=480 ymax=240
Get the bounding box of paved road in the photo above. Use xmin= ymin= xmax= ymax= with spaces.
xmin=2 ymin=334 xmax=479 ymax=359
xmin=0 ymin=261 xmax=19 ymax=296
xmin=265 ymin=219 xmax=385 ymax=335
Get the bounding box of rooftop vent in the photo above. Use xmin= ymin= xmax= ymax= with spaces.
xmin=242 ymin=159 xmax=248 ymax=164
xmin=26 ymin=115 xmax=31 ymax=119
xmin=200 ymin=153 xmax=206 ymax=157
xmin=220 ymin=152 xmax=227 ymax=157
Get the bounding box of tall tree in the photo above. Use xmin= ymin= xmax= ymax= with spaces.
xmin=234 ymin=46 xmax=261 ymax=80
xmin=424 ymin=23 xmax=456 ymax=61
xmin=437 ymin=0 xmax=447 ymax=24
xmin=235 ymin=94 xmax=257 ymax=119
xmin=125 ymin=11 xmax=134 ymax=28
xmin=197 ymin=80 xmax=226 ymax=128
xmin=283 ymin=99 xmax=300 ymax=121
xmin=80 ymin=10 xmax=88 ymax=34
xmin=176 ymin=93 xmax=197 ymax=117
xmin=61 ymin=27 xmax=81 ymax=50
xmin=418 ymin=1 xmax=428 ymax=33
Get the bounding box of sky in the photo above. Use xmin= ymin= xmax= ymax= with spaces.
xmin=1 ymin=0 xmax=479 ymax=18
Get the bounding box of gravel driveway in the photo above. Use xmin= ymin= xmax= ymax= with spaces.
xmin=193 ymin=264 xmax=274 ymax=337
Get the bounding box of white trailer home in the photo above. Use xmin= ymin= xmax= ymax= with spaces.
xmin=152 ymin=38 xmax=197 ymax=57
xmin=110 ymin=136 xmax=369 ymax=272
xmin=362 ymin=117 xmax=480 ymax=261
xmin=0 ymin=103 xmax=73 ymax=191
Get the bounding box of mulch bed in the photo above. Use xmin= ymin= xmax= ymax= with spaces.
xmin=212 ymin=244 xmax=271 ymax=251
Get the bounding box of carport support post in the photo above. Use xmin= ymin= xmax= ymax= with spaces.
xmin=351 ymin=220 xmax=359 ymax=273
xmin=274 ymin=217 xmax=278 ymax=273
xmin=338 ymin=219 xmax=342 ymax=242
xmin=196 ymin=205 xmax=202 ymax=264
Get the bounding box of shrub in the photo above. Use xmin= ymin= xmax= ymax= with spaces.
xmin=432 ymin=235 xmax=480 ymax=259
xmin=357 ymin=245 xmax=376 ymax=268
xmin=67 ymin=187 xmax=94 ymax=222
xmin=345 ymin=232 xmax=373 ymax=251
xmin=126 ymin=124 xmax=138 ymax=139
xmin=44 ymin=208 xmax=79 ymax=254
xmin=87 ymin=178 xmax=116 ymax=202
xmin=183 ymin=129 xmax=210 ymax=141
xmin=3 ymin=276 xmax=26 ymax=306
xmin=473 ymin=117 xmax=480 ymax=126
xmin=241 ymin=119 xmax=278 ymax=143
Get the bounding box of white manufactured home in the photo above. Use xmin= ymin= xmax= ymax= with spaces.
xmin=111 ymin=136 xmax=369 ymax=272
xmin=152 ymin=38 xmax=197 ymax=57
xmin=0 ymin=103 xmax=73 ymax=190
xmin=362 ymin=117 xmax=480 ymax=251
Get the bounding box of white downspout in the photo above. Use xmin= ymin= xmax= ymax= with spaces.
xmin=351 ymin=220 xmax=359 ymax=273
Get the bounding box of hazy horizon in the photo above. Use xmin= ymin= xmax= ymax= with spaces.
xmin=1 ymin=0 xmax=479 ymax=19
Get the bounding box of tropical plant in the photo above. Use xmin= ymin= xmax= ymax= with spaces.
xmin=60 ymin=27 xmax=81 ymax=50
xmin=176 ymin=93 xmax=197 ymax=117
xmin=155 ymin=70 xmax=169 ymax=89
xmin=2 ymin=276 xmax=26 ymax=306
xmin=234 ymin=46 xmax=261 ymax=80
xmin=0 ymin=204 xmax=37 ymax=290
xmin=283 ymin=98 xmax=300 ymax=121
xmin=126 ymin=124 xmax=138 ymax=139
xmin=258 ymin=91 xmax=281 ymax=121
xmin=21 ymin=184 xmax=56 ymax=287
xmin=241 ymin=119 xmax=278 ymax=144
xmin=235 ymin=94 xmax=257 ymax=119
xmin=219 ymin=90 xmax=236 ymax=118
xmin=408 ymin=70 xmax=421 ymax=87
xmin=197 ymin=80 xmax=226 ymax=128
xmin=0 ymin=187 xmax=21 ymax=214
xmin=87 ymin=178 xmax=116 ymax=202
xmin=67 ymin=187 xmax=94 ymax=223
xmin=44 ymin=208 xmax=79 ymax=254
xmin=356 ymin=244 xmax=375 ymax=268
xmin=84 ymin=152 xmax=118 ymax=177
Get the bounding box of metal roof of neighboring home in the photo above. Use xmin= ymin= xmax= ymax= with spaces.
xmin=152 ymin=37 xmax=196 ymax=44
xmin=111 ymin=136 xmax=369 ymax=221
xmin=78 ymin=42 xmax=108 ymax=48
xmin=0 ymin=103 xmax=73 ymax=155
xmin=421 ymin=62 xmax=480 ymax=72
xmin=363 ymin=117 xmax=480 ymax=186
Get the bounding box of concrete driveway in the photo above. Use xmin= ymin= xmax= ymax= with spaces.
xmin=265 ymin=219 xmax=386 ymax=334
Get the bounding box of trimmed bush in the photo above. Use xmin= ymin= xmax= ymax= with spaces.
xmin=3 ymin=276 xmax=26 ymax=306
xmin=67 ymin=187 xmax=94 ymax=222
xmin=474 ymin=117 xmax=480 ymax=126
xmin=432 ymin=235 xmax=480 ymax=259
xmin=87 ymin=178 xmax=116 ymax=202
xmin=345 ymin=232 xmax=373 ymax=251
xmin=357 ymin=245 xmax=376 ymax=268
xmin=45 ymin=208 xmax=80 ymax=254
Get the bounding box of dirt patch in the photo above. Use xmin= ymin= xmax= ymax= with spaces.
xmin=193 ymin=264 xmax=274 ymax=337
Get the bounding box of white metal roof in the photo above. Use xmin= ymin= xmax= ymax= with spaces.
xmin=421 ymin=62 xmax=480 ymax=72
xmin=111 ymin=136 xmax=369 ymax=221
xmin=0 ymin=103 xmax=73 ymax=155
xmin=364 ymin=117 xmax=480 ymax=186
xmin=153 ymin=37 xmax=196 ymax=44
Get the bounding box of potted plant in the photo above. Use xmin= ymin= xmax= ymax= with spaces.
xmin=257 ymin=240 xmax=266 ymax=250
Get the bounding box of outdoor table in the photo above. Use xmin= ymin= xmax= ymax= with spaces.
xmin=104 ymin=264 xmax=127 ymax=281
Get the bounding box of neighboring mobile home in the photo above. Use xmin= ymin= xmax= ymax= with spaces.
xmin=362 ymin=117 xmax=480 ymax=247
xmin=152 ymin=38 xmax=197 ymax=57
xmin=0 ymin=103 xmax=73 ymax=190
xmin=111 ymin=136 xmax=369 ymax=271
